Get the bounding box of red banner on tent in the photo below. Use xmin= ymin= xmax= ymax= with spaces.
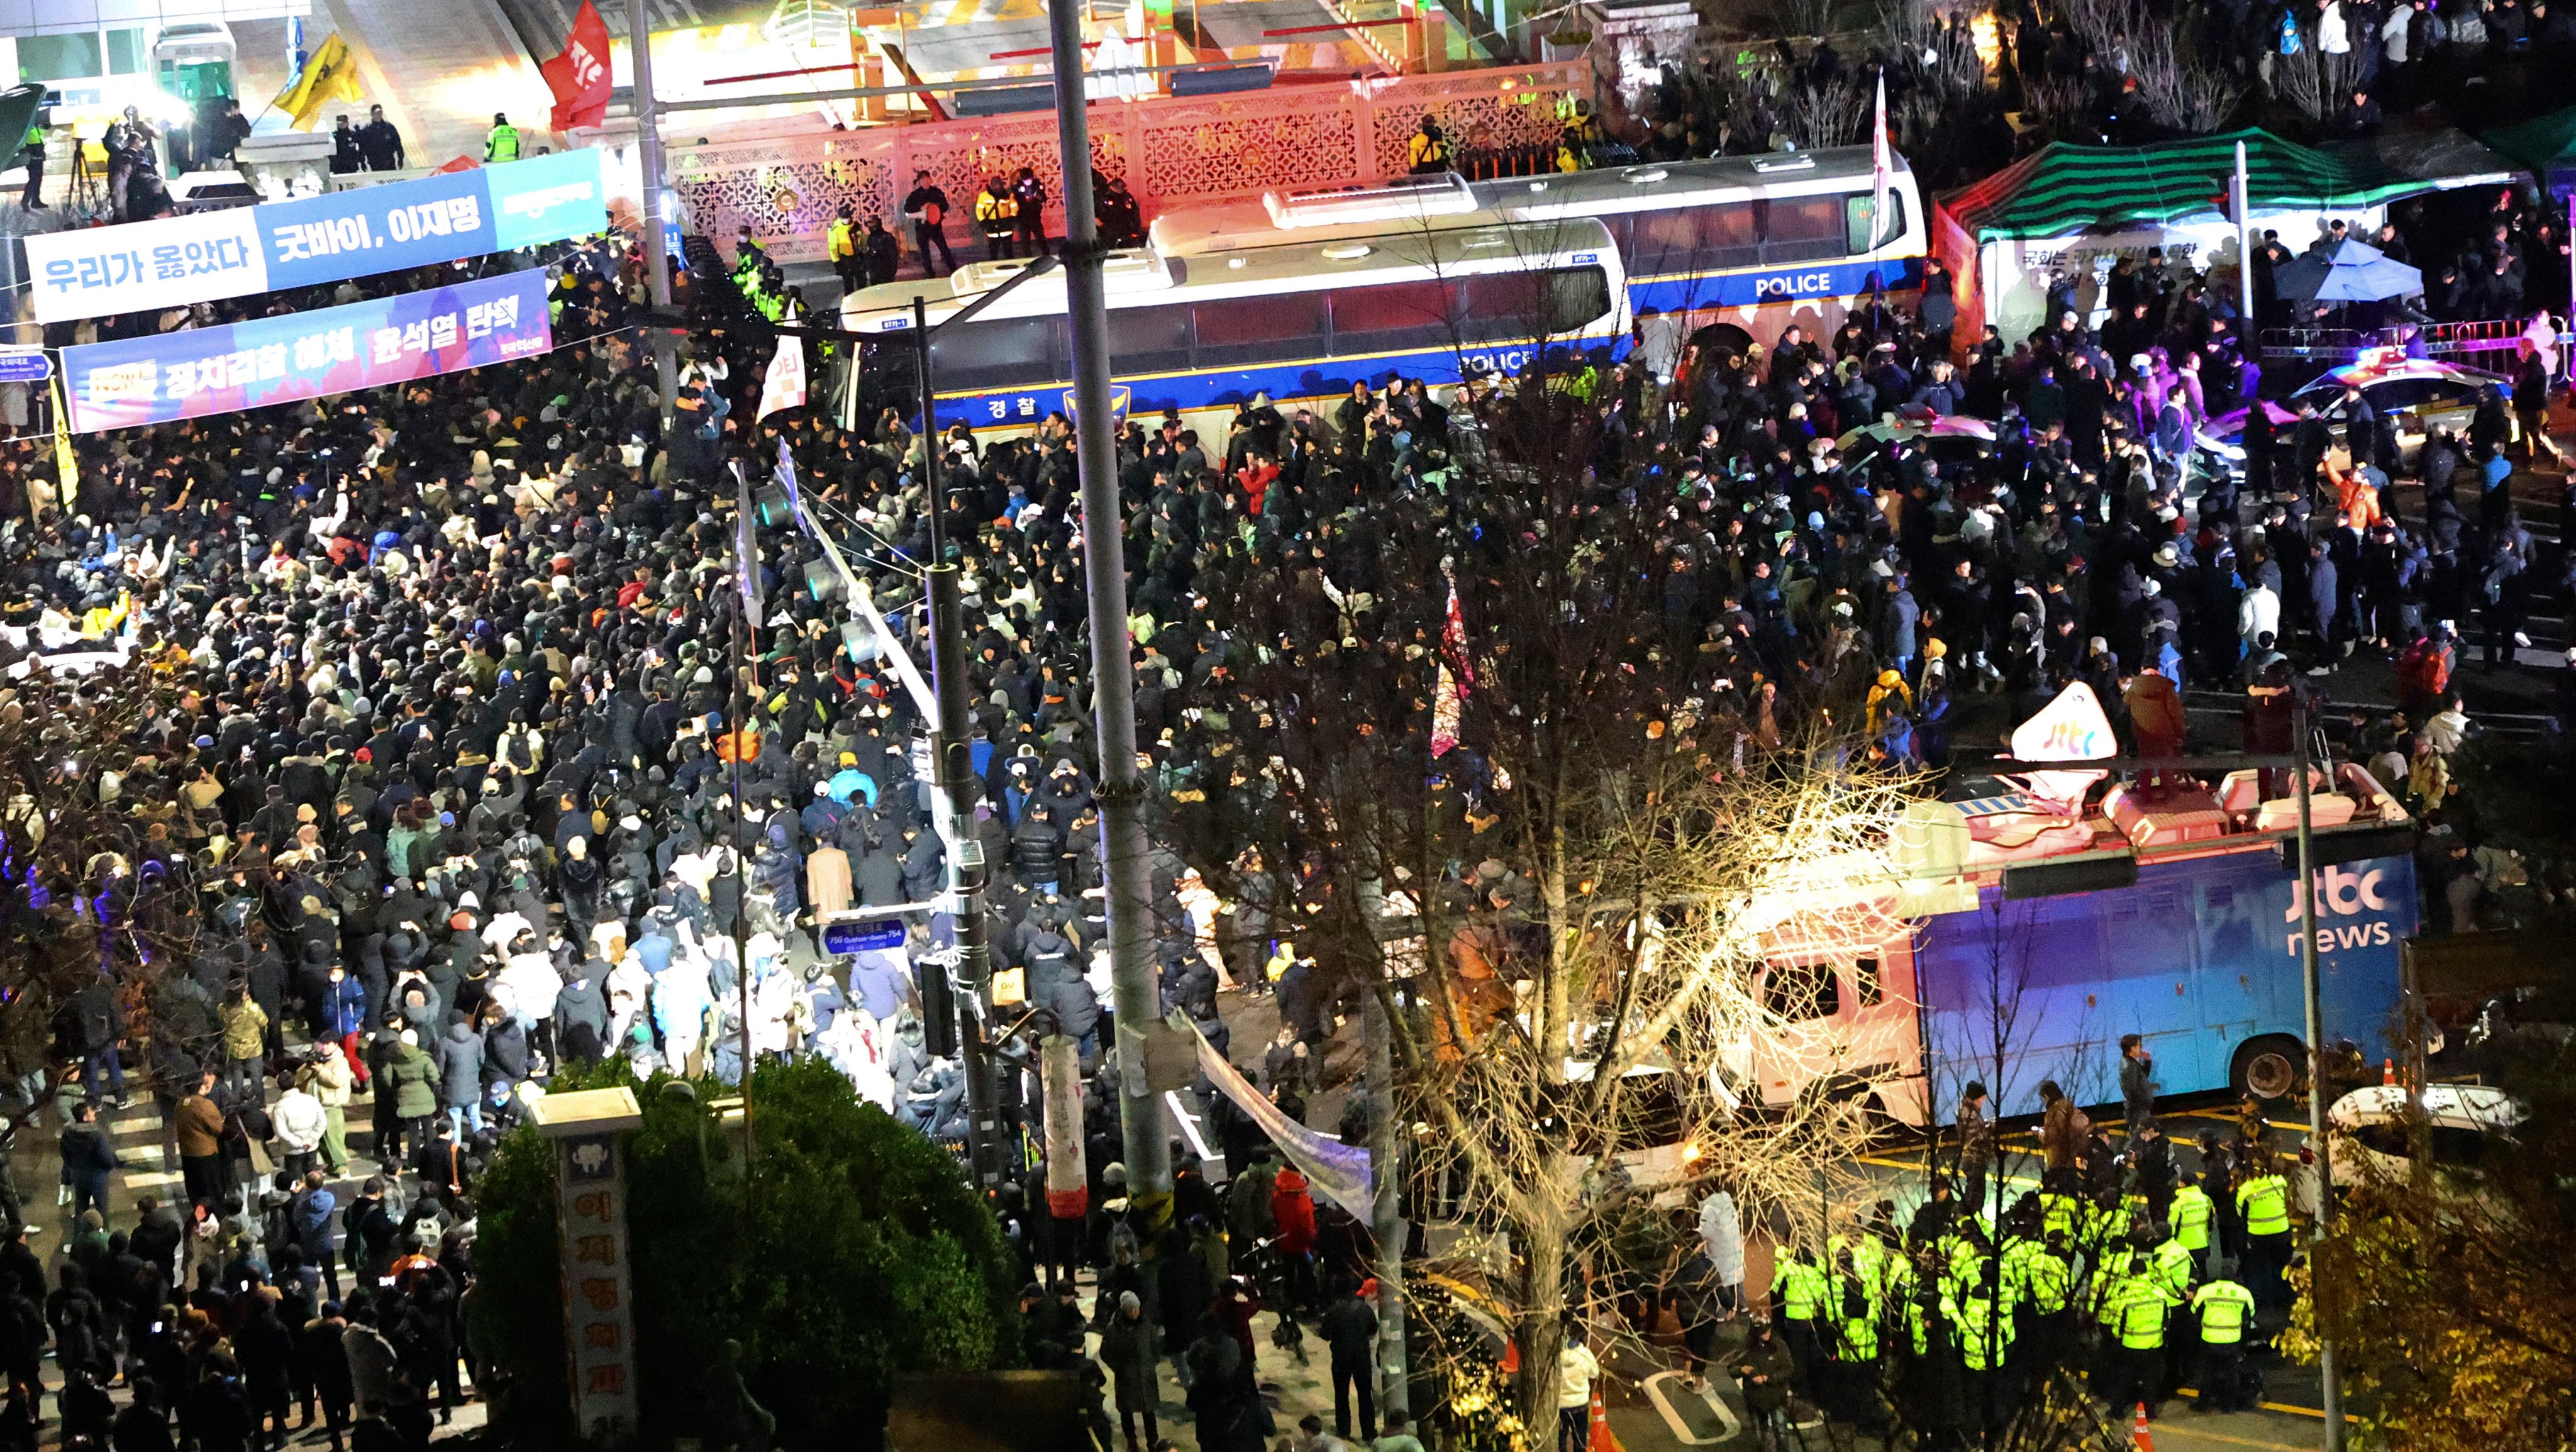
xmin=543 ymin=0 xmax=614 ymax=133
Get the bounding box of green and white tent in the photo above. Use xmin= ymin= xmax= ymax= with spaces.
xmin=1931 ymin=128 xmax=2517 ymax=338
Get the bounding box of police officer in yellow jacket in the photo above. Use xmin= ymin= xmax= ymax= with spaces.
xmin=827 ymin=206 xmax=858 ymax=292
xmin=975 ymin=176 xmax=1017 ymax=260
xmin=2235 ymin=1155 xmax=2294 ymax=1311
xmin=1406 ymin=116 xmax=1451 ymax=174
xmin=2103 ymin=1234 xmax=2181 ymax=1421
xmin=2190 ymin=1260 xmax=2258 ymax=1412
xmin=484 ymin=113 xmax=519 ymax=163
xmin=1776 ymin=1245 xmax=1828 ymax=1407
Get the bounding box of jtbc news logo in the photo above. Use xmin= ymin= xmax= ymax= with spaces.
xmin=2283 ymin=865 xmax=2394 ymax=955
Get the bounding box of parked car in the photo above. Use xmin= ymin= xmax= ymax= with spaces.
xmin=2326 ymin=1081 xmax=2527 ymax=1188
xmin=2201 ymin=357 xmax=2511 ymax=477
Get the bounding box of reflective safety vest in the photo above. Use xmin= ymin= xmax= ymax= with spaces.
xmin=2039 ymin=1192 xmax=2079 ymax=1242
xmin=2171 ymin=1185 xmax=2214 ymax=1251
xmin=2150 ymin=1239 xmax=2195 ymax=1301
xmin=1779 ymin=1258 xmax=1826 ymax=1321
xmin=2110 ymin=1278 xmax=2171 ymax=1350
xmin=1406 ymin=130 xmax=1450 ymax=170
xmin=2006 ymin=1241 xmax=2072 ymax=1313
xmin=826 ymin=218 xmax=855 ymax=261
xmin=2238 ymin=1174 xmax=2291 ymax=1237
xmin=2192 ymin=1278 xmax=2257 ymax=1345
xmin=486 ymin=123 xmax=521 ymax=162
xmin=1951 ymin=1292 xmax=2012 ymax=1372
xmin=1829 ymin=1275 xmax=1879 ymax=1360
xmin=975 ymin=189 xmax=1016 ymax=227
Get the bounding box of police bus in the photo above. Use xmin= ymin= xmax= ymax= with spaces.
xmin=1472 ymin=147 xmax=1929 ymax=363
xmin=839 ymin=202 xmax=1628 ymax=435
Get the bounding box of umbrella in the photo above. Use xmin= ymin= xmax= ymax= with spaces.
xmin=2271 ymin=238 xmax=2423 ymax=302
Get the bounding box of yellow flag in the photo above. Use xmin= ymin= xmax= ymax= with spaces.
xmin=48 ymin=377 xmax=75 ymax=511
xmin=274 ymin=33 xmax=364 ymax=133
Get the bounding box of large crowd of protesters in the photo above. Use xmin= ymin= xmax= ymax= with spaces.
xmin=0 ymin=50 xmax=2560 ymax=1443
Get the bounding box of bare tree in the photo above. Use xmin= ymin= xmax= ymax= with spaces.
xmin=1163 ymin=343 xmax=1929 ymax=1434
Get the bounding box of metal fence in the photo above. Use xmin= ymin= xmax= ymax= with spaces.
xmin=663 ymin=60 xmax=1593 ymax=263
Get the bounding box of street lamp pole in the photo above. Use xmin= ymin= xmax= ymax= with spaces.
xmin=1046 ymin=0 xmax=1171 ymax=1210
xmin=2291 ymin=690 xmax=2345 ymax=1452
xmin=625 ymin=0 xmax=678 ymax=422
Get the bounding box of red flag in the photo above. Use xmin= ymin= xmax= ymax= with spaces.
xmin=542 ymin=0 xmax=614 ymax=133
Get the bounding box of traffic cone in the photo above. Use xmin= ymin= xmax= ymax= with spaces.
xmin=2133 ymin=1401 xmax=2156 ymax=1449
xmin=2382 ymin=1057 xmax=2397 ymax=1085
xmin=1589 ymin=1383 xmax=1624 ymax=1452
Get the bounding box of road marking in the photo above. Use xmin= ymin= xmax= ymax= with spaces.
xmin=2143 ymin=1422 xmax=2309 ymax=1451
xmin=2174 ymin=1387 xmax=2327 ymax=1420
xmin=1640 ymin=1371 xmax=1740 ymax=1445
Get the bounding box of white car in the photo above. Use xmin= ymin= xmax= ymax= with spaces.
xmin=2326 ymin=1081 xmax=2526 ymax=1187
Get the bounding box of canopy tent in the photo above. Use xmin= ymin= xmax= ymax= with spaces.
xmin=1931 ymin=128 xmax=2480 ymax=339
xmin=2486 ymin=106 xmax=2576 ymax=199
xmin=1940 ymin=128 xmax=2429 ymax=241
xmin=2271 ymin=238 xmax=2423 ymax=303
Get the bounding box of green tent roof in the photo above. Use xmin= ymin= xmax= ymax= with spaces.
xmin=1939 ymin=128 xmax=2427 ymax=241
xmin=2485 ymin=106 xmax=2576 ymax=194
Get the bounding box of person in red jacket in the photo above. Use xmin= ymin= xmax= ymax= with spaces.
xmin=1272 ymin=1165 xmax=1319 ymax=1312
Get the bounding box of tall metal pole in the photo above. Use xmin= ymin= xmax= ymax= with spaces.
xmin=2234 ymin=140 xmax=2255 ymax=335
xmin=1364 ymin=994 xmax=1409 ymax=1419
xmin=627 ymin=0 xmax=679 ymax=422
xmin=1047 ymin=0 xmax=1170 ymax=1211
xmin=2291 ymin=690 xmax=2344 ymax=1452
xmin=912 ymin=297 xmax=1006 ymax=1195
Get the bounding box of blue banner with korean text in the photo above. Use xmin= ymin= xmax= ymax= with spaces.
xmin=61 ymin=270 xmax=553 ymax=433
xmin=25 ymin=149 xmax=606 ymax=326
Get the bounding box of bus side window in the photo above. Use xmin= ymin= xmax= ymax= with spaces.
xmin=1761 ymin=963 xmax=1843 ymax=1021
xmin=938 ymin=315 xmax=1068 ymax=391
xmin=1846 ymin=192 xmax=1904 ymax=253
xmin=1326 ymin=279 xmax=1452 ymax=355
xmin=1460 ymin=267 xmax=1613 ymax=339
xmin=1851 ymin=956 xmax=1882 ymax=1007
xmin=1628 ymin=209 xmax=1698 ymax=276
xmin=1694 ymin=203 xmax=1760 ymax=270
xmin=1763 ymin=194 xmax=1845 ymax=264
xmin=1106 ymin=302 xmax=1194 ymax=375
xmin=1192 ymin=293 xmax=1326 ymax=369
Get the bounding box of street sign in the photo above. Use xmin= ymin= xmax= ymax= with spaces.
xmin=0 ymin=348 xmax=52 ymax=383
xmin=823 ymin=917 xmax=908 ymax=954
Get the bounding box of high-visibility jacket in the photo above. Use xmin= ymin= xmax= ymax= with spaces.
xmin=2109 ymin=1278 xmax=2174 ymax=1350
xmin=975 ymin=189 xmax=1016 ymax=227
xmin=2192 ymin=1278 xmax=2257 ymax=1345
xmin=486 ymin=123 xmax=521 ymax=162
xmin=826 ymin=218 xmax=856 ymax=261
xmin=2039 ymin=1192 xmax=2079 ymax=1242
xmin=2150 ymin=1239 xmax=2195 ymax=1302
xmin=2171 ymin=1185 xmax=2214 ymax=1251
xmin=1951 ymin=1292 xmax=2011 ymax=1372
xmin=1829 ymin=1275 xmax=1879 ymax=1360
xmin=2237 ymin=1173 xmax=2291 ymax=1236
xmin=1406 ymin=130 xmax=1450 ymax=171
xmin=2005 ymin=1239 xmax=2072 ymax=1313
xmin=1779 ymin=1258 xmax=1826 ymax=1321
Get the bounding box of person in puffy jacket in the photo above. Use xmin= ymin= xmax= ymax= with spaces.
xmin=1271 ymin=1165 xmax=1319 ymax=1312
xmin=435 ymin=1022 xmax=484 ymax=1133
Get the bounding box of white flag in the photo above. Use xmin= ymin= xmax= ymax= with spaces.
xmin=1870 ymin=72 xmax=1892 ymax=251
xmin=757 ymin=332 xmax=808 ymax=420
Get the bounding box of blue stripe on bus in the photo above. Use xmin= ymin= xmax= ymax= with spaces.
xmin=1628 ymin=256 xmax=1924 ymax=314
xmin=941 ymin=340 xmax=1590 ymax=426
xmin=935 ymin=255 xmax=1926 ymax=426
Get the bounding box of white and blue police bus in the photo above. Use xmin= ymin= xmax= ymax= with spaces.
xmin=1473 ymin=146 xmax=1928 ymax=361
xmin=840 ymin=196 xmax=1628 ymax=435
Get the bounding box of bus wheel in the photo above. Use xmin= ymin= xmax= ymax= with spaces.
xmin=2233 ymin=1035 xmax=2305 ymax=1102
xmin=1689 ymin=322 xmax=1755 ymax=367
